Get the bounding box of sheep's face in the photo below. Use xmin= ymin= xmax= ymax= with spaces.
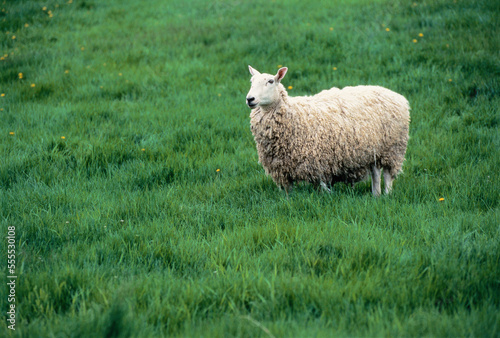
xmin=246 ymin=65 xmax=288 ymax=109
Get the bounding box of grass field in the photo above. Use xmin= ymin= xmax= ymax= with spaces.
xmin=1 ymin=0 xmax=499 ymax=336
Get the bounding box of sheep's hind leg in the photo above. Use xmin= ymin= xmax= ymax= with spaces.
xmin=383 ymin=169 xmax=394 ymax=194
xmin=371 ymin=165 xmax=382 ymax=197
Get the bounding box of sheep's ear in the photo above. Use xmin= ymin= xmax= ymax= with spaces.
xmin=275 ymin=67 xmax=288 ymax=83
xmin=248 ymin=65 xmax=260 ymax=76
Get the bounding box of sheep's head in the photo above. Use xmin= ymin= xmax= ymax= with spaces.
xmin=246 ymin=65 xmax=288 ymax=109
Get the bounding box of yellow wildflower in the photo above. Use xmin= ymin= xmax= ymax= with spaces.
xmin=18 ymin=73 xmax=23 ymax=79
xmin=385 ymin=28 xmax=390 ymax=32
xmin=42 ymin=6 xmax=47 ymax=11
xmin=333 ymin=67 xmax=337 ymax=71
xmin=1 ymin=93 xmax=5 ymax=97
xmin=216 ymin=169 xmax=220 ymax=172
xmin=61 ymin=136 xmax=66 ymax=139
xmin=412 ymin=39 xmax=418 ymax=43
xmin=329 ymin=27 xmax=333 ymax=31
xmin=9 ymin=132 xmax=15 ymax=135
xmin=439 ymin=198 xmax=445 ymax=201
xmin=418 ymin=33 xmax=424 ymax=37
xmin=288 ymin=86 xmax=293 ymax=90
xmin=31 ymin=83 xmax=35 ymax=87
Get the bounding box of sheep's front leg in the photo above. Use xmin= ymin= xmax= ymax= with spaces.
xmin=320 ymin=181 xmax=331 ymax=193
xmin=283 ymin=185 xmax=291 ymax=199
xmin=371 ymin=165 xmax=381 ymax=196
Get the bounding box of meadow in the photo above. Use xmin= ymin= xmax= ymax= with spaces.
xmin=1 ymin=0 xmax=499 ymax=336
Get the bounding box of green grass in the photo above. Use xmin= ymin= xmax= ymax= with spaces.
xmin=1 ymin=0 xmax=499 ymax=336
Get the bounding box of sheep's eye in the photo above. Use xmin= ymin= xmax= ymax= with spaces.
xmin=268 ymin=79 xmax=274 ymax=84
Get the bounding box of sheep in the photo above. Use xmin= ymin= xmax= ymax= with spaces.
xmin=245 ymin=65 xmax=410 ymax=197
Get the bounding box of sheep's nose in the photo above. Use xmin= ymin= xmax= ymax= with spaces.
xmin=246 ymin=96 xmax=255 ymax=104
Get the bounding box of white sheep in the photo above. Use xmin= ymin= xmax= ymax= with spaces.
xmin=246 ymin=65 xmax=410 ymax=196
